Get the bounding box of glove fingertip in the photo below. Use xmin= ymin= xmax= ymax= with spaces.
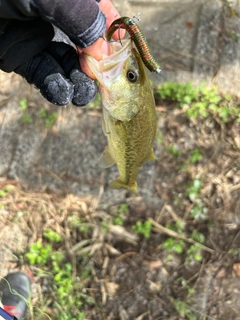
xmin=40 ymin=73 xmax=74 ymax=106
xmin=70 ymin=69 xmax=97 ymax=107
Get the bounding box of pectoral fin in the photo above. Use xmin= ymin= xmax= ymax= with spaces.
xmin=99 ymin=148 xmax=115 ymax=168
xmin=102 ymin=117 xmax=108 ymax=136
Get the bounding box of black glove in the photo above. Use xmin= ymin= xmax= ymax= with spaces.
xmin=15 ymin=41 xmax=97 ymax=106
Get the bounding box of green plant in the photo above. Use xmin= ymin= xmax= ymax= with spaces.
xmin=190 ymin=148 xmax=203 ymax=163
xmin=38 ymin=107 xmax=58 ymax=128
xmin=156 ymin=82 xmax=199 ymax=104
xmin=25 ymin=241 xmax=52 ymax=265
xmin=174 ymin=298 xmax=215 ymax=320
xmin=21 ymin=113 xmax=33 ymax=124
xmin=19 ymin=98 xmax=33 ymax=124
xmin=167 ymin=144 xmax=181 ymax=158
xmin=177 ymin=277 xmax=195 ymax=294
xmin=186 ymin=178 xmax=201 ymax=202
xmin=45 ymin=112 xmax=58 ymax=128
xmin=67 ymin=213 xmax=85 ymax=228
xmin=25 ymin=230 xmax=94 ymax=319
xmin=43 ymin=229 xmax=62 ymax=243
xmin=173 ymin=299 xmax=197 ymax=320
xmin=38 ymin=107 xmax=47 ymax=119
xmin=163 ymin=222 xmax=205 ymax=264
xmin=88 ymin=91 xmax=101 ymax=109
xmin=156 ymin=131 xmax=163 ymax=143
xmin=186 ymin=244 xmax=203 ymax=263
xmin=132 ymin=220 xmax=152 ymax=239
xmin=166 ymin=221 xmax=185 ymax=234
xmin=113 ymin=203 xmax=129 ymax=226
xmin=163 ymin=238 xmax=185 ymax=254
xmin=118 ymin=203 xmax=129 ymax=214
xmin=228 ymin=248 xmax=240 ymax=256
xmin=221 ymin=0 xmax=232 ymax=6
xmin=186 ymin=178 xmax=208 ymax=220
xmin=180 ymin=148 xmax=204 ymax=171
xmin=113 ymin=213 xmax=124 ymax=226
xmin=101 ymin=220 xmax=110 ymax=233
xmin=156 ymin=82 xmax=240 ymax=123
xmin=0 ymin=185 xmax=13 ymax=197
xmin=19 ymin=98 xmax=28 ymax=111
xmin=4 ymin=185 xmax=13 ymax=192
xmin=190 ymin=203 xmax=208 ymax=220
xmin=191 ymin=229 xmax=205 ymax=243
xmin=228 ymin=31 xmax=239 ymax=41
xmin=220 ymin=0 xmax=233 ymax=10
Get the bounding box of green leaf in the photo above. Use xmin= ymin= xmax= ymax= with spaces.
xmin=194 ymin=253 xmax=203 ymax=261
xmin=21 ymin=113 xmax=32 ymax=124
xmin=19 ymin=98 xmax=28 ymax=111
xmin=45 ymin=112 xmax=58 ymax=128
xmin=0 ymin=190 xmax=7 ymax=197
xmin=43 ymin=229 xmax=62 ymax=243
xmin=191 ymin=230 xmax=205 ymax=243
xmin=174 ymin=241 xmax=184 ymax=254
xmin=132 ymin=220 xmax=152 ymax=238
xmin=38 ymin=107 xmax=47 ymax=118
xmin=190 ymin=149 xmax=203 ymax=163
xmin=218 ymin=106 xmax=231 ymax=121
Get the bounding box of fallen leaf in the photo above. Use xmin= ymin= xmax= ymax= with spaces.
xmin=232 ymin=263 xmax=240 ymax=277
xmin=106 ymin=281 xmax=119 ymax=297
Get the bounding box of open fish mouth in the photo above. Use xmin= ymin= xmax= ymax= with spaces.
xmin=85 ymin=39 xmax=132 ymax=82
xmin=85 ymin=38 xmax=142 ymax=122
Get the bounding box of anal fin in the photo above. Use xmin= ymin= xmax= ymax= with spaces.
xmin=99 ymin=148 xmax=115 ymax=168
xmin=147 ymin=148 xmax=156 ymax=161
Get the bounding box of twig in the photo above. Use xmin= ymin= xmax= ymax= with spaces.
xmin=165 ymin=204 xmax=186 ymax=227
xmin=150 ymin=218 xmax=214 ymax=254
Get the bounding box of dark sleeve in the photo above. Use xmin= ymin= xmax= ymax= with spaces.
xmin=0 ymin=0 xmax=106 ymax=48
xmin=0 ymin=18 xmax=54 ymax=72
xmin=0 ymin=0 xmax=105 ymax=72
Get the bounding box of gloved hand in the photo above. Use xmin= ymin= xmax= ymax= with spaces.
xmin=15 ymin=41 xmax=96 ymax=106
xmin=0 ymin=0 xmax=122 ymax=106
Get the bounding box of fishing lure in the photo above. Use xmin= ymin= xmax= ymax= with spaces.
xmin=107 ymin=17 xmax=161 ymax=74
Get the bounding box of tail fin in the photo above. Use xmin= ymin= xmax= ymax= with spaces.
xmin=110 ymin=178 xmax=138 ymax=193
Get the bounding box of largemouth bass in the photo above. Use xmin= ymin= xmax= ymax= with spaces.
xmin=85 ymin=39 xmax=157 ymax=192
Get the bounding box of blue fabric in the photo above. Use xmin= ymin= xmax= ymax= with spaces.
xmin=0 ymin=307 xmax=15 ymax=320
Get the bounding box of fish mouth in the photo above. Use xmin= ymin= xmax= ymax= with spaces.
xmin=85 ymin=39 xmax=132 ymax=82
xmin=85 ymin=39 xmax=140 ymax=122
xmin=99 ymin=39 xmax=132 ymax=70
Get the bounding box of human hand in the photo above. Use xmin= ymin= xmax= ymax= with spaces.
xmin=14 ymin=40 xmax=97 ymax=107
xmin=78 ymin=0 xmax=125 ymax=80
xmin=0 ymin=0 xmax=122 ymax=106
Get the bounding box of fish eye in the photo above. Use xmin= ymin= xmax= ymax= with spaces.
xmin=127 ymin=69 xmax=138 ymax=83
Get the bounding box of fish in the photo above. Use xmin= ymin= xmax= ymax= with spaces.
xmin=85 ymin=39 xmax=157 ymax=192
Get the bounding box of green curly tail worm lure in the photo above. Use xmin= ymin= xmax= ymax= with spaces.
xmin=107 ymin=17 xmax=161 ymax=74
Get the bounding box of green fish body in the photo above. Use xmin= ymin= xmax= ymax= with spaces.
xmin=85 ymin=39 xmax=157 ymax=192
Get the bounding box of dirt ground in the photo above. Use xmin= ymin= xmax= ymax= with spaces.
xmin=0 ymin=69 xmax=239 ymax=319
